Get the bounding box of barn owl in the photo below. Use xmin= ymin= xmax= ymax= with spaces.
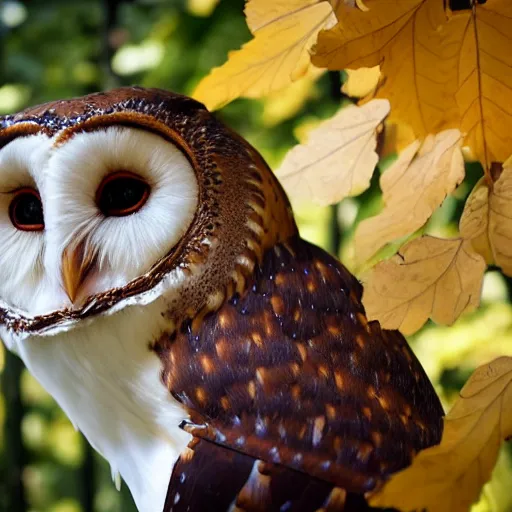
xmin=0 ymin=88 xmax=443 ymax=512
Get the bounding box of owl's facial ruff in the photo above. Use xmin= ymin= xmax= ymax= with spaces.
xmin=0 ymin=127 xmax=198 ymax=318
xmin=0 ymin=87 xmax=296 ymax=338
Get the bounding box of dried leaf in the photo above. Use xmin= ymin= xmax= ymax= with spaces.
xmin=370 ymin=356 xmax=512 ymax=512
xmin=362 ymin=236 xmax=485 ymax=334
xmin=341 ymin=66 xmax=381 ymax=98
xmin=312 ymin=0 xmax=512 ymax=170
xmin=459 ymin=177 xmax=494 ymax=264
xmin=460 ymin=163 xmax=512 ymax=276
xmin=245 ymin=0 xmax=323 ymax=32
xmin=277 ymin=99 xmax=390 ymax=205
xmin=379 ymin=120 xmax=417 ymax=159
xmin=193 ymin=0 xmax=336 ymax=110
xmin=354 ymin=130 xmax=465 ymax=264
xmin=455 ymin=1 xmax=512 ymax=170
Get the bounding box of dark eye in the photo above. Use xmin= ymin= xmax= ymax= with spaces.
xmin=9 ymin=188 xmax=44 ymax=231
xmin=96 ymin=171 xmax=150 ymax=217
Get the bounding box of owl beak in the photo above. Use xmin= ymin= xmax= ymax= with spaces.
xmin=61 ymin=242 xmax=95 ymax=304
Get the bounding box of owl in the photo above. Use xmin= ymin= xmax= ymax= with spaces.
xmin=0 ymin=88 xmax=443 ymax=512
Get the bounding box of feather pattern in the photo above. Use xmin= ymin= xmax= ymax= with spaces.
xmin=157 ymin=236 xmax=444 ymax=509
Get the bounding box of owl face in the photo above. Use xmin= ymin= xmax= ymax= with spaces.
xmin=0 ymin=87 xmax=295 ymax=337
xmin=0 ymin=126 xmax=198 ymax=316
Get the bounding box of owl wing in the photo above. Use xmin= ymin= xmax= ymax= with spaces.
xmin=158 ymin=236 xmax=444 ymax=511
xmin=164 ymin=437 xmax=372 ymax=512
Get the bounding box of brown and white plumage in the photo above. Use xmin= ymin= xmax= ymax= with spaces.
xmin=0 ymin=88 xmax=443 ymax=512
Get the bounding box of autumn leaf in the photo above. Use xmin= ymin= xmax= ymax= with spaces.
xmin=192 ymin=0 xmax=337 ymax=110
xmin=379 ymin=120 xmax=417 ymax=161
xmin=370 ymin=356 xmax=512 ymax=512
xmin=460 ymin=162 xmax=512 ymax=277
xmin=277 ymin=99 xmax=389 ymax=205
xmin=261 ymin=69 xmax=324 ymax=127
xmin=245 ymin=0 xmax=329 ymax=33
xmin=354 ymin=130 xmax=464 ymax=264
xmin=362 ymin=236 xmax=485 ymax=334
xmin=379 ymin=120 xmax=417 ymax=159
xmin=312 ymin=0 xmax=512 ymax=170
xmin=341 ymin=65 xmax=381 ymax=98
xmin=455 ymin=1 xmax=512 ymax=170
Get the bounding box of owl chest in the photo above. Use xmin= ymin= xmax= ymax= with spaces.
xmin=14 ymin=305 xmax=191 ymax=512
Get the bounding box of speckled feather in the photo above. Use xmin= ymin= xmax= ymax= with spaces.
xmin=158 ymin=236 xmax=443 ymax=510
xmin=165 ymin=438 xmax=375 ymax=512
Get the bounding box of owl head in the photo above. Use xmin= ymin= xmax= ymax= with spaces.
xmin=0 ymin=87 xmax=296 ymax=339
xmin=0 ymin=88 xmax=297 ymax=510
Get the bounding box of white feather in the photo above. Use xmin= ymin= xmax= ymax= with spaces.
xmin=0 ymin=135 xmax=66 ymax=313
xmin=0 ymin=128 xmax=201 ymax=511
xmin=43 ymin=126 xmax=198 ymax=304
xmin=4 ymin=298 xmax=191 ymax=512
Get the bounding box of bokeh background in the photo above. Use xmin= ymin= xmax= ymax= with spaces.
xmin=0 ymin=1 xmax=511 ymax=511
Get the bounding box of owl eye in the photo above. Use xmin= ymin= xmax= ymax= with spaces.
xmin=96 ymin=171 xmax=150 ymax=217
xmin=9 ymin=188 xmax=44 ymax=231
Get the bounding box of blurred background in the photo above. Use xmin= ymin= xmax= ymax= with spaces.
xmin=0 ymin=0 xmax=511 ymax=511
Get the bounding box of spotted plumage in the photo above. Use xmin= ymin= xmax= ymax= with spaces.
xmin=0 ymin=88 xmax=443 ymax=512
xmin=160 ymin=236 xmax=442 ymax=511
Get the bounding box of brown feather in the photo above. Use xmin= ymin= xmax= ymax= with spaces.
xmin=157 ymin=235 xmax=443 ymax=509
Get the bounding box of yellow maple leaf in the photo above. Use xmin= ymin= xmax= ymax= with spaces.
xmin=277 ymin=99 xmax=389 ymax=205
xmin=354 ymin=130 xmax=464 ymax=264
xmin=362 ymin=236 xmax=485 ymax=334
xmin=370 ymin=356 xmax=512 ymax=512
xmin=192 ymin=0 xmax=337 ymax=110
xmin=312 ymin=0 xmax=512 ymax=170
xmin=460 ymin=162 xmax=512 ymax=277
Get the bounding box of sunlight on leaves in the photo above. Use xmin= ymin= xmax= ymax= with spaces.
xmin=370 ymin=356 xmax=512 ymax=512
xmin=354 ymin=130 xmax=464 ymax=264
xmin=380 ymin=120 xmax=417 ymax=159
xmin=454 ymin=1 xmax=512 ymax=170
xmin=313 ymin=1 xmax=456 ymax=133
xmin=193 ymin=0 xmax=336 ymax=110
xmin=261 ymin=69 xmax=323 ymax=127
xmin=460 ymin=162 xmax=512 ymax=277
xmin=47 ymin=419 xmax=83 ymax=467
xmin=112 ymin=41 xmax=164 ymax=75
xmin=277 ymin=99 xmax=389 ymax=205
xmin=362 ymin=236 xmax=485 ymax=334
xmin=341 ymin=65 xmax=380 ymax=98
xmin=312 ymin=0 xmax=512 ymax=170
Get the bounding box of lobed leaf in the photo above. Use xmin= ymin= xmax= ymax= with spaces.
xmin=277 ymin=99 xmax=389 ymax=205
xmin=312 ymin=0 xmax=512 ymax=170
xmin=460 ymin=162 xmax=512 ymax=276
xmin=193 ymin=0 xmax=336 ymax=110
xmin=354 ymin=129 xmax=464 ymax=264
xmin=362 ymin=236 xmax=485 ymax=334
